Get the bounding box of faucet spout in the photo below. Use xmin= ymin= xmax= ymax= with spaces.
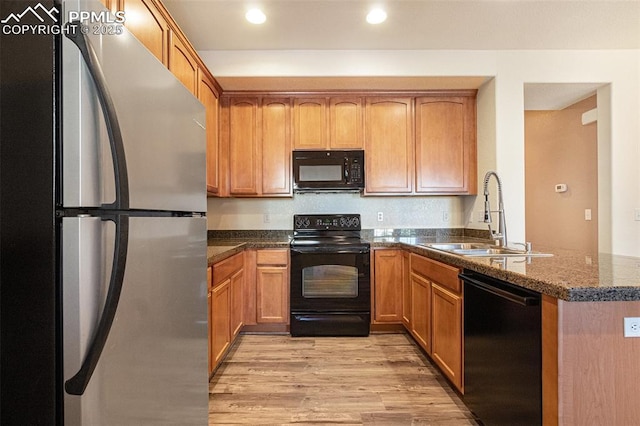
xmin=482 ymin=171 xmax=507 ymax=247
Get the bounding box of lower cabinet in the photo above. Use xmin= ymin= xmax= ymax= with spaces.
xmin=410 ymin=269 xmax=431 ymax=353
xmin=373 ymin=249 xmax=403 ymax=323
xmin=408 ymin=252 xmax=463 ymax=392
xmin=431 ymin=283 xmax=463 ymax=391
xmin=209 ymin=252 xmax=244 ymax=375
xmin=256 ymin=249 xmax=289 ymax=324
xmin=211 ymin=278 xmax=230 ymax=372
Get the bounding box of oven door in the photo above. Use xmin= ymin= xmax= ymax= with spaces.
xmin=289 ymin=247 xmax=370 ymax=313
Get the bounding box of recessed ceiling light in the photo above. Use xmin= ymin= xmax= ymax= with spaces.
xmin=366 ymin=8 xmax=387 ymax=24
xmin=245 ymin=8 xmax=266 ymax=24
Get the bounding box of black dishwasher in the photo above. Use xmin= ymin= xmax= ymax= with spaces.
xmin=460 ymin=270 xmax=542 ymax=426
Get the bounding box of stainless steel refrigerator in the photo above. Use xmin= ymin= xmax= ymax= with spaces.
xmin=0 ymin=0 xmax=208 ymax=424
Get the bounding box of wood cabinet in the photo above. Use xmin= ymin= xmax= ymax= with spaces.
xmin=227 ymin=97 xmax=260 ymax=195
xmin=211 ymin=277 xmax=230 ymax=372
xmin=410 ymin=267 xmax=431 ymax=353
xmin=415 ymin=96 xmax=477 ymax=194
xmin=207 ymin=266 xmax=213 ymax=374
xmin=229 ymin=268 xmax=244 ymax=339
xmin=261 ymin=98 xmax=292 ymax=195
xmin=168 ymin=29 xmax=198 ymax=95
xmin=256 ymin=249 xmax=289 ymax=324
xmin=373 ymin=249 xmax=403 ymax=323
xmin=223 ymin=97 xmax=292 ymax=197
xmin=364 ymin=97 xmax=414 ymax=194
xmin=198 ymin=70 xmax=220 ymax=195
xmin=293 ymin=98 xmax=327 ymax=149
xmin=293 ymin=97 xmax=363 ymax=150
xmin=210 ymin=252 xmax=244 ymax=374
xmin=121 ymin=0 xmax=168 ymax=65
xmin=431 ymin=283 xmax=462 ymax=391
xmin=330 ymin=97 xmax=364 ymax=149
xmin=410 ymin=252 xmax=463 ymax=392
xmin=401 ymin=250 xmax=411 ymax=328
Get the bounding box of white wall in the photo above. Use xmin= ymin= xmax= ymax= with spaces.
xmin=201 ymin=49 xmax=640 ymax=256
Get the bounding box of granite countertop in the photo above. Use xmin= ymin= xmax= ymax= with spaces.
xmin=371 ymin=236 xmax=640 ymax=302
xmin=207 ymin=231 xmax=640 ymax=302
xmin=207 ymin=238 xmax=290 ymax=264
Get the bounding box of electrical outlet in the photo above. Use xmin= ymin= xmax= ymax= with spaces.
xmin=624 ymin=317 xmax=640 ymax=337
xmin=584 ymin=209 xmax=592 ymax=221
xmin=377 ymin=212 xmax=383 ymax=222
xmin=263 ymin=213 xmax=270 ymax=223
xmin=442 ymin=211 xmax=450 ymax=222
xmin=476 ymin=211 xmax=485 ymax=222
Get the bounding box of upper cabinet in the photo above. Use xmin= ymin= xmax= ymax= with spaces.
xmin=222 ymin=97 xmax=293 ymax=197
xmin=364 ymin=92 xmax=477 ymax=196
xmin=121 ymin=0 xmax=168 ymax=65
xmin=227 ymin=97 xmax=260 ymax=196
xmin=364 ymin=97 xmax=414 ymax=194
xmin=329 ymin=97 xmax=364 ymax=149
xmin=415 ymin=96 xmax=477 ymax=194
xmin=293 ymin=97 xmax=364 ymax=150
xmin=198 ymin=70 xmax=220 ymax=195
xmin=261 ymin=98 xmax=292 ymax=195
xmin=293 ymin=98 xmax=327 ymax=150
xmin=168 ymin=29 xmax=198 ymax=95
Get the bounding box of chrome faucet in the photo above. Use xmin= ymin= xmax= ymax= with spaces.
xmin=483 ymin=171 xmax=507 ymax=247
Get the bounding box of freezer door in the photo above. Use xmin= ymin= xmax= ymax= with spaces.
xmin=62 ymin=216 xmax=208 ymax=425
xmin=62 ymin=0 xmax=206 ymax=212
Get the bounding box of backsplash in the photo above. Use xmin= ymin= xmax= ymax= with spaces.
xmin=207 ymin=193 xmax=471 ymax=230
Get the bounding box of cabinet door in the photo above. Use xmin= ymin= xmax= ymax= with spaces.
xmin=401 ymin=251 xmax=411 ymax=328
xmin=415 ymin=96 xmax=477 ymax=194
xmin=410 ymin=272 xmax=431 ymax=354
xmin=230 ymin=269 xmax=244 ymax=339
xmin=256 ymin=266 xmax=288 ymax=323
xmin=198 ymin=71 xmax=220 ymax=195
xmin=212 ymin=280 xmax=230 ymax=368
xmin=168 ymin=29 xmax=198 ymax=95
xmin=364 ymin=98 xmax=414 ymax=194
xmin=293 ymin=98 xmax=327 ymax=149
xmin=329 ymin=97 xmax=363 ymax=149
xmin=431 ymin=283 xmax=463 ymax=391
xmin=207 ymin=266 xmax=213 ymax=374
xmin=262 ymin=98 xmax=292 ymax=195
xmin=121 ymin=0 xmax=168 ymax=65
xmin=373 ymin=250 xmax=403 ymax=323
xmin=228 ymin=98 xmax=260 ymax=195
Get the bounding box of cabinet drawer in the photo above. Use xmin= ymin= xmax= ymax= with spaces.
xmin=213 ymin=252 xmax=244 ymax=287
xmin=256 ymin=249 xmax=288 ymax=266
xmin=410 ymin=253 xmax=461 ymax=293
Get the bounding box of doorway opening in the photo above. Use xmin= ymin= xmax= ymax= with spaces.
xmin=524 ymin=83 xmax=610 ymax=253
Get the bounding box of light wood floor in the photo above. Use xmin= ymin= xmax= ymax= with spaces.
xmin=209 ymin=333 xmax=479 ymax=425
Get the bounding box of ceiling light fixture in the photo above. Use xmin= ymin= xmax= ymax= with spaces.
xmin=245 ymin=8 xmax=266 ymax=24
xmin=366 ymin=8 xmax=387 ymax=24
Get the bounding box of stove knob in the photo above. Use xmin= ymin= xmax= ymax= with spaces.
xmin=303 ymin=218 xmax=310 ymax=228
xmin=352 ymin=217 xmax=359 ymax=228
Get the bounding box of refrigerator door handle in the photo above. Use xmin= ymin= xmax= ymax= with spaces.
xmin=64 ymin=21 xmax=129 ymax=210
xmin=65 ymin=214 xmax=129 ymax=395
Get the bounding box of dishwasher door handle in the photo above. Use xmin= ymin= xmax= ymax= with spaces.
xmin=459 ymin=273 xmax=539 ymax=306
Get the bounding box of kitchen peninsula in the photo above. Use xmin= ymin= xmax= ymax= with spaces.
xmin=208 ymin=230 xmax=640 ymax=425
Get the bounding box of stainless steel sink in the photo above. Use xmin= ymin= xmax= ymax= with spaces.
xmin=420 ymin=243 xmax=553 ymax=257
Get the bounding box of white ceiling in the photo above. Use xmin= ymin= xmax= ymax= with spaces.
xmin=162 ymin=0 xmax=639 ymax=106
xmin=163 ymin=0 xmax=640 ymax=51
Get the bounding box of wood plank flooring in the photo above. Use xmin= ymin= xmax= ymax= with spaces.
xmin=209 ymin=333 xmax=479 ymax=425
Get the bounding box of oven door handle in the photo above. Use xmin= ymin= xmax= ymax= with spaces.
xmin=290 ymin=247 xmax=370 ymax=255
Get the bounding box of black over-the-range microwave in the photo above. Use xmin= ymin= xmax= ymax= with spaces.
xmin=292 ymin=150 xmax=365 ymax=192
